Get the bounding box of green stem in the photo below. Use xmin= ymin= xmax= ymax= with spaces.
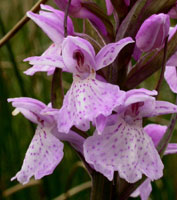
xmin=91 ymin=172 xmax=113 ymax=200
xmin=51 ymin=68 xmax=64 ymax=109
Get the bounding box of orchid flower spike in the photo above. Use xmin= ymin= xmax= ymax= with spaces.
xmin=24 ymin=4 xmax=74 ymax=76
xmin=84 ymin=88 xmax=177 ymax=183
xmin=8 ymin=97 xmax=84 ymax=184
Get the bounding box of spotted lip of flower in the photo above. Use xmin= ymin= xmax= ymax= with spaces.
xmin=136 ymin=13 xmax=170 ymax=52
xmin=50 ymin=36 xmax=134 ymax=134
xmin=83 ymin=88 xmax=177 ymax=183
xmin=8 ymin=97 xmax=84 ymax=184
xmin=24 ymin=4 xmax=74 ymax=76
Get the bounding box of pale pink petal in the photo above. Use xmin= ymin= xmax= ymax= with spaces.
xmin=27 ymin=5 xmax=74 ymax=43
xmin=165 ymin=143 xmax=177 ymax=155
xmin=24 ymin=44 xmax=61 ymax=76
xmin=84 ymin=117 xmax=163 ymax=182
xmin=61 ymin=36 xmax=95 ymax=75
xmin=40 ymin=4 xmax=74 ymax=35
xmin=24 ymin=55 xmax=66 ymax=70
xmin=95 ymin=114 xmax=107 ymax=134
xmin=119 ymin=89 xmax=157 ymax=117
xmin=11 ymin=126 xmax=64 ymax=184
xmin=125 ymin=88 xmax=157 ymax=99
xmin=24 ymin=65 xmax=55 ymax=76
xmin=168 ymin=25 xmax=177 ymax=40
xmin=75 ymin=120 xmax=90 ymax=132
xmin=131 ymin=179 xmax=152 ymax=200
xmin=62 ymin=36 xmax=95 ymax=60
xmin=57 ymin=74 xmax=125 ymax=133
xmin=8 ymin=97 xmax=52 ymax=124
xmin=166 ymin=52 xmax=177 ymax=66
xmin=144 ymin=124 xmax=167 ymax=146
xmin=149 ymin=100 xmax=177 ymax=117
xmin=164 ymin=66 xmax=177 ymax=93
xmin=95 ymin=37 xmax=134 ymax=71
xmin=144 ymin=124 xmax=177 ymax=155
xmin=27 ymin=11 xmax=63 ymax=44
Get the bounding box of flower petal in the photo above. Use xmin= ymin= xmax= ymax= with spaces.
xmin=24 ymin=55 xmax=66 ymax=70
xmin=24 ymin=43 xmax=60 ymax=76
xmin=164 ymin=66 xmax=177 ymax=93
xmin=120 ymin=89 xmax=157 ymax=117
xmin=144 ymin=124 xmax=167 ymax=146
xmin=27 ymin=5 xmax=74 ymax=44
xmin=40 ymin=4 xmax=74 ymax=35
xmin=165 ymin=143 xmax=177 ymax=155
xmin=8 ymin=97 xmax=52 ymax=124
xmin=57 ymin=74 xmax=125 ymax=133
xmin=84 ymin=117 xmax=163 ymax=183
xmin=11 ymin=125 xmax=64 ymax=184
xmin=95 ymin=37 xmax=134 ymax=71
xmin=166 ymin=52 xmax=177 ymax=66
xmin=131 ymin=179 xmax=152 ymax=200
xmin=27 ymin=11 xmax=63 ymax=44
xmin=95 ymin=114 xmax=107 ymax=134
xmin=61 ymin=36 xmax=95 ymax=75
xmin=149 ymin=100 xmax=177 ymax=117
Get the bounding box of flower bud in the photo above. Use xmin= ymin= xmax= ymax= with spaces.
xmin=135 ymin=14 xmax=170 ymax=52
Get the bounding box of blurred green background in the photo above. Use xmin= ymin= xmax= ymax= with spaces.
xmin=0 ymin=0 xmax=177 ymax=199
